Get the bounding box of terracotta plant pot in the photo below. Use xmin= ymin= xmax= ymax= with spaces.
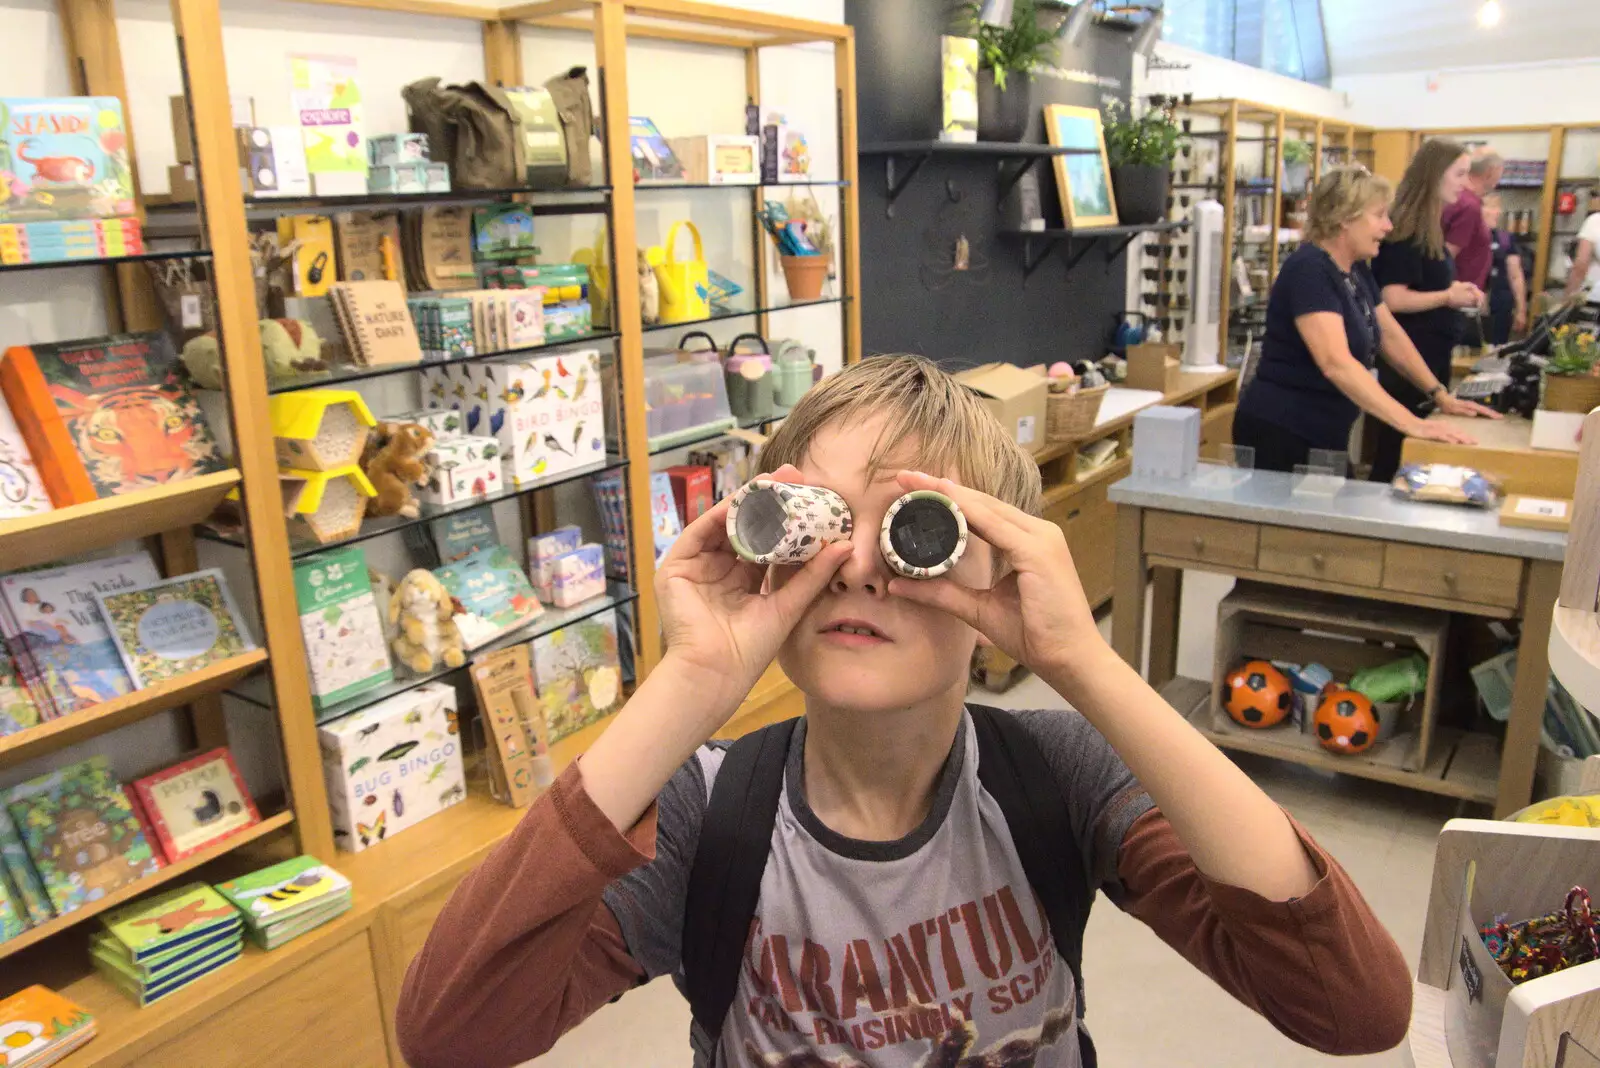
xmin=975 ymin=68 xmax=1030 ymax=142
xmin=1542 ymin=373 xmax=1600 ymax=414
xmin=780 ymin=256 xmax=828 ymax=302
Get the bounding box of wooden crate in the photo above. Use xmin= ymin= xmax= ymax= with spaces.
xmin=1211 ymin=582 xmax=1449 ymax=772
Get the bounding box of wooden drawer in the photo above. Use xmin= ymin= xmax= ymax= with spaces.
xmin=1143 ymin=513 xmax=1259 ymax=570
xmin=1383 ymin=543 xmax=1524 ymax=608
xmin=1258 ymin=526 xmax=1384 ymax=587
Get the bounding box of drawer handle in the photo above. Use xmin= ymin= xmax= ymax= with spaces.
xmin=1311 ymin=553 xmax=1326 ymax=570
xmin=1192 ymin=535 xmax=1206 ymax=552
xmin=1443 ymin=571 xmax=1458 ymax=588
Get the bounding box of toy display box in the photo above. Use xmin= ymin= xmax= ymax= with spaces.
xmin=318 ymin=682 xmax=465 ymax=853
xmin=483 ymin=348 xmax=605 ymax=485
xmin=0 ymin=97 xmax=136 ymax=222
xmin=529 ymin=524 xmax=583 ymax=603
xmin=551 ymin=544 xmax=605 ymax=608
xmin=419 ymin=434 xmax=502 ymax=506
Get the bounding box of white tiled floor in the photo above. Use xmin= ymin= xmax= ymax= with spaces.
xmin=531 ymin=585 xmax=1451 ymax=1067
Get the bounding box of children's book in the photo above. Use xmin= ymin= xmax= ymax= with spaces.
xmin=0 ymin=597 xmax=54 ymax=722
xmin=0 ymin=550 xmax=160 ymax=715
xmin=433 ymin=544 xmax=542 ymax=649
xmin=0 ymin=332 xmax=224 ymax=506
xmin=0 ymin=647 xmax=43 ymax=739
xmin=629 ymin=116 xmax=684 ymax=182
xmin=293 ymin=546 xmax=392 ymax=711
xmin=96 ymin=569 xmax=256 ymax=688
xmin=4 ymin=756 xmax=160 ymax=916
xmin=93 ymin=937 xmax=242 ymax=1007
xmin=0 ymin=97 xmax=136 ymax=221
xmin=97 ymin=881 xmax=239 ymax=963
xmin=288 ymin=55 xmax=366 ymax=180
xmin=429 ymin=505 xmax=500 ymax=565
xmin=0 ymin=986 xmax=97 ymax=1067
xmin=0 ymin=869 xmax=27 ymax=943
xmin=90 ymin=923 xmax=240 ymax=983
xmin=531 ymin=609 xmax=623 ymax=743
xmin=248 ymin=895 xmax=352 ymax=950
xmin=215 ymin=855 xmax=351 ymax=930
xmin=130 ymin=748 xmax=261 ymax=862
xmin=0 ymin=807 xmax=51 ymax=925
xmin=0 ymin=395 xmax=52 ymax=519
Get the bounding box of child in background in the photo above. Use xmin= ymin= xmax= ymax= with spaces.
xmin=397 ymin=355 xmax=1411 ymax=1067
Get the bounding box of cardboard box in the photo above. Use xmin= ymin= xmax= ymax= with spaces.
xmin=419 ymin=435 xmax=502 ymax=506
xmin=170 ymin=93 xmax=254 ymax=163
xmin=667 ymin=135 xmax=760 ymax=185
xmin=319 ymin=682 xmax=465 ymax=852
xmin=529 ymin=525 xmax=583 ymax=603
xmin=665 ymin=465 xmax=713 ymax=525
xmin=956 ymin=362 xmax=1048 ymax=453
xmin=551 ymin=544 xmax=605 ymax=607
xmin=254 ymin=125 xmax=312 ymax=198
xmin=482 ymin=348 xmax=606 ymax=485
xmin=1126 ymin=342 xmax=1184 ymax=394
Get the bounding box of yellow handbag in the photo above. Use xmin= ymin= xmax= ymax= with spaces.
xmin=654 ymin=220 xmax=710 ymax=324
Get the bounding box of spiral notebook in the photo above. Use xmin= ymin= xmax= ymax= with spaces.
xmin=330 ymin=280 xmax=422 ymax=367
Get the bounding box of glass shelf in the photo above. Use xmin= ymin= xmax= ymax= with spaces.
xmin=0 ymin=248 xmax=211 ymax=274
xmin=264 ymin=330 xmax=622 ymax=394
xmin=147 ymin=186 xmax=613 ymax=222
xmin=641 ymin=295 xmax=845 ymax=334
xmin=647 ymin=411 xmax=789 ymax=456
xmin=228 ymin=582 xmax=639 ymax=725
xmin=198 ymin=456 xmax=627 ymax=559
xmin=635 ymin=180 xmax=849 ymax=191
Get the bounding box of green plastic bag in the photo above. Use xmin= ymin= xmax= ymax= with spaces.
xmin=1350 ymin=653 xmax=1429 ymax=703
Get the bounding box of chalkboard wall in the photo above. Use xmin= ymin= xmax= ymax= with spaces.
xmin=845 ymin=2 xmax=1137 ymax=370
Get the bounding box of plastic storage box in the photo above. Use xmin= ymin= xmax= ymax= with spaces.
xmin=645 ymin=355 xmax=734 ymax=450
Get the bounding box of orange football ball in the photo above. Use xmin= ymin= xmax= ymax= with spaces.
xmin=1224 ymin=660 xmax=1293 ymax=729
xmin=1313 ymin=689 xmax=1380 ymax=755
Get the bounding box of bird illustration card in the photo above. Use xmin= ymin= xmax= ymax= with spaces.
xmin=130 ymin=747 xmax=260 ymax=863
xmin=482 ymin=347 xmax=604 ymax=487
xmin=215 ymin=854 xmax=351 ymax=928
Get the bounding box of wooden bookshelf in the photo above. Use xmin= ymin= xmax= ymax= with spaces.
xmin=0 ymin=650 xmax=268 ymax=768
xmin=0 ymin=471 xmax=240 ymax=574
xmin=0 ymin=812 xmax=295 ymax=963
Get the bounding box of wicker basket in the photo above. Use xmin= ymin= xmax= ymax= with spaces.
xmin=1046 ymin=384 xmax=1109 ymax=443
xmin=1542 ymin=373 xmax=1600 ymax=415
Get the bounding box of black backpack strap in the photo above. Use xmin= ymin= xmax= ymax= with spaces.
xmin=969 ymin=705 xmax=1094 ymax=1024
xmin=682 ymin=718 xmax=798 ymax=1042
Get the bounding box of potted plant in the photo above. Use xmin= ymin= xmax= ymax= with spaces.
xmin=1283 ymin=139 xmax=1313 ymax=194
xmin=958 ymin=0 xmax=1064 ymax=142
xmin=1543 ymin=325 xmax=1600 ymax=413
xmin=1102 ymin=99 xmax=1184 ymax=225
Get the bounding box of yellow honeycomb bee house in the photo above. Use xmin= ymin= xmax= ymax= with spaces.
xmin=270 ymin=389 xmax=376 ymax=471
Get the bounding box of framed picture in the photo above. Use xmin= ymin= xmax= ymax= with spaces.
xmin=1044 ymin=104 xmax=1119 ymax=228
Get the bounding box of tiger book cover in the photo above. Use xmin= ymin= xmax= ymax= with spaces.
xmin=0 ymin=985 xmax=97 ymax=1067
xmin=216 ymin=855 xmax=351 ymax=935
xmin=0 ymin=331 xmax=224 ymax=507
xmin=0 ymin=97 xmax=135 ymax=222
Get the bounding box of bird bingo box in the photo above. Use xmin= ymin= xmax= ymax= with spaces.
xmin=481 ymin=348 xmax=605 ymax=485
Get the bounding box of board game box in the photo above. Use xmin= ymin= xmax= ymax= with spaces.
xmin=293 ymin=545 xmax=392 ymax=712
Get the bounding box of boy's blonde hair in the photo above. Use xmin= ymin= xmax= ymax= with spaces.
xmin=1305 ymin=166 xmax=1393 ymax=244
xmin=758 ymin=354 xmax=1043 ymax=517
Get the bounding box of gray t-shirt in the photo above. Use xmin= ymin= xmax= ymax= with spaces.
xmin=603 ymin=707 xmax=1153 ymax=1067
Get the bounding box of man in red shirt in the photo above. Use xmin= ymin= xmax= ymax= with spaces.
xmin=1443 ymin=149 xmax=1503 ymax=288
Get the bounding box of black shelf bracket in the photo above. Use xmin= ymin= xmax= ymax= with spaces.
xmin=996 ymin=155 xmax=1045 ymax=205
xmin=1105 ymin=233 xmax=1143 ymax=264
xmin=882 ymin=153 xmax=933 ymax=217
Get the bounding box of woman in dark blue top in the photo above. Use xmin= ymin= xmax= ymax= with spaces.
xmin=1233 ymin=166 xmax=1495 ymax=474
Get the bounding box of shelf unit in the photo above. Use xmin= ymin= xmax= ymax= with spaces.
xmin=1003 ymin=220 xmax=1190 ymax=281
xmin=2 ymin=0 xmax=856 ymax=1060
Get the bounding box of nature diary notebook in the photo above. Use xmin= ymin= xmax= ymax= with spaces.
xmin=130 ymin=748 xmax=261 ymax=862
xmin=0 ymin=985 xmax=97 ymax=1067
xmin=331 ymin=281 xmax=422 ymax=367
xmin=0 ymin=550 xmax=160 ymax=714
xmin=0 ymin=332 xmax=223 ymax=506
xmin=4 ymin=756 xmax=161 ymax=915
xmin=95 ymin=568 xmax=255 ymax=688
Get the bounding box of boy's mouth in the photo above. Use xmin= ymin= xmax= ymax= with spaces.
xmin=819 ymin=618 xmax=891 ymax=645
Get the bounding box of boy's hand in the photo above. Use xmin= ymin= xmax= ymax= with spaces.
xmin=885 ymin=471 xmax=1110 ymax=689
xmin=656 ymin=464 xmax=850 ymax=715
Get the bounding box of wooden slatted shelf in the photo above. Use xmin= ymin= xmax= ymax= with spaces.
xmin=0 ymin=811 xmax=295 ymax=962
xmin=0 ymin=650 xmax=268 ymax=769
xmin=0 ymin=471 xmax=241 ymax=574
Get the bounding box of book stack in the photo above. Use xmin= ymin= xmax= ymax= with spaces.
xmin=0 ymin=986 xmax=96 ymax=1066
xmin=216 ymin=855 xmax=353 ymax=949
xmin=90 ymin=882 xmax=243 ymax=1006
xmin=0 ymin=219 xmax=145 ymax=265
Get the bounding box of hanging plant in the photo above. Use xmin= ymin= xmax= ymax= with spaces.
xmin=956 ymin=0 xmax=1066 ymax=92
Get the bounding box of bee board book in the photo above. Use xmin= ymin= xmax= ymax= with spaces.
xmin=0 ymin=985 xmax=96 ymax=1067
xmin=318 ymin=682 xmax=465 ymax=853
xmin=0 ymin=97 xmax=135 ymax=222
xmin=293 ymin=545 xmax=392 ymax=712
xmin=0 ymin=550 xmax=160 ymax=716
xmin=215 ymin=854 xmax=351 ymax=931
xmin=96 ymin=569 xmax=256 ymax=688
xmin=130 ymin=748 xmax=261 ymax=862
xmin=432 ymin=544 xmax=542 ymax=649
xmin=3 ymin=756 xmax=161 ymax=916
xmin=0 ymin=332 xmax=224 ymax=506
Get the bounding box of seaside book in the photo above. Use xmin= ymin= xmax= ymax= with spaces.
xmin=4 ymin=756 xmax=161 ymax=916
xmin=0 ymin=550 xmax=161 ymax=715
xmin=215 ymin=855 xmax=352 ymax=949
xmin=0 ymin=807 xmax=51 ymax=925
xmin=0 ymin=985 xmax=97 ymax=1067
xmin=0 ymin=96 xmax=136 ymax=221
xmin=96 ymin=568 xmax=256 ymax=688
xmin=293 ymin=545 xmax=392 ymax=711
xmin=432 ymin=544 xmax=542 ymax=649
xmin=0 ymin=332 xmax=224 ymax=506
xmin=130 ymin=748 xmax=261 ymax=862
